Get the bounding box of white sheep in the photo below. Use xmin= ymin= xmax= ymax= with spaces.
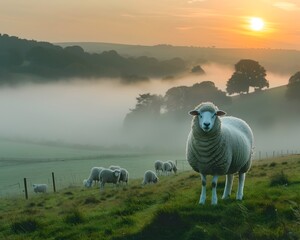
xmin=168 ymin=160 xmax=178 ymax=174
xmin=154 ymin=160 xmax=164 ymax=175
xmin=163 ymin=162 xmax=173 ymax=176
xmin=33 ymin=184 xmax=47 ymax=193
xmin=99 ymin=168 xmax=121 ymax=190
xmin=142 ymin=170 xmax=159 ymax=185
xmin=109 ymin=165 xmax=121 ymax=170
xmin=119 ymin=168 xmax=129 ymax=184
xmin=186 ymin=102 xmax=254 ymax=205
xmin=83 ymin=167 xmax=104 ymax=188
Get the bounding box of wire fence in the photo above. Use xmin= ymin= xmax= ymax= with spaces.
xmin=0 ymin=149 xmax=298 ymax=199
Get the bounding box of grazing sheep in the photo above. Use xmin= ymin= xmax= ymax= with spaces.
xmin=163 ymin=162 xmax=173 ymax=175
xmin=33 ymin=184 xmax=47 ymax=193
xmin=83 ymin=167 xmax=104 ymax=188
xmin=109 ymin=165 xmax=121 ymax=170
xmin=142 ymin=170 xmax=159 ymax=185
xmin=119 ymin=168 xmax=129 ymax=184
xmin=154 ymin=160 xmax=164 ymax=175
xmin=168 ymin=160 xmax=178 ymax=174
xmin=186 ymin=102 xmax=254 ymax=205
xmin=99 ymin=168 xmax=121 ymax=190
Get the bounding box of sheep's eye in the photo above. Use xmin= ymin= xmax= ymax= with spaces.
xmin=199 ymin=114 xmax=203 ymax=118
xmin=212 ymin=113 xmax=216 ymax=118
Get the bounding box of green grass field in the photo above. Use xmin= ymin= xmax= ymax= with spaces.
xmin=0 ymin=139 xmax=187 ymax=197
xmin=0 ymin=155 xmax=299 ymax=240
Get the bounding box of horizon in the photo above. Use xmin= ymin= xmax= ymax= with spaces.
xmin=1 ymin=1 xmax=300 ymax=50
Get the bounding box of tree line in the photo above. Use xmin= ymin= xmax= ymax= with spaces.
xmin=0 ymin=34 xmax=187 ymax=84
xmin=124 ymin=62 xmax=300 ymax=130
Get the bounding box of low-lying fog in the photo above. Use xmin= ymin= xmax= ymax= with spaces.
xmin=0 ymin=63 xmax=295 ymax=154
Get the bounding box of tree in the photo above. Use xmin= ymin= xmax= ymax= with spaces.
xmin=123 ymin=93 xmax=163 ymax=129
xmin=191 ymin=65 xmax=205 ymax=75
xmin=163 ymin=81 xmax=231 ymax=114
xmin=286 ymin=71 xmax=300 ymax=101
xmin=226 ymin=59 xmax=269 ymax=95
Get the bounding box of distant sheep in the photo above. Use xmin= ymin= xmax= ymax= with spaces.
xmin=142 ymin=170 xmax=159 ymax=185
xmin=186 ymin=102 xmax=254 ymax=205
xmin=99 ymin=168 xmax=121 ymax=190
xmin=119 ymin=168 xmax=129 ymax=184
xmin=154 ymin=160 xmax=164 ymax=175
xmin=83 ymin=167 xmax=104 ymax=188
xmin=168 ymin=160 xmax=178 ymax=174
xmin=109 ymin=165 xmax=121 ymax=170
xmin=163 ymin=162 xmax=173 ymax=175
xmin=33 ymin=184 xmax=47 ymax=193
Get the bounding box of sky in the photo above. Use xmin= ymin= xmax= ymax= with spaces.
xmin=1 ymin=0 xmax=300 ymax=49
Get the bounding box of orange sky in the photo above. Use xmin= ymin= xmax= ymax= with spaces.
xmin=1 ymin=0 xmax=300 ymax=49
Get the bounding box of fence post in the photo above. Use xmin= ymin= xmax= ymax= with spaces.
xmin=24 ymin=178 xmax=28 ymax=200
xmin=52 ymin=172 xmax=56 ymax=193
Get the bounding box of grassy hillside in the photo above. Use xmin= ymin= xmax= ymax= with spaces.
xmin=0 ymin=155 xmax=299 ymax=240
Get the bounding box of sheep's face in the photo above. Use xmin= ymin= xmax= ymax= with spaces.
xmin=189 ymin=110 xmax=226 ymax=132
xmin=114 ymin=170 xmax=120 ymax=177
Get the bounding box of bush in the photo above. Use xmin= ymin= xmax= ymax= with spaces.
xmin=63 ymin=209 xmax=84 ymax=225
xmin=270 ymin=171 xmax=289 ymax=186
xmin=11 ymin=218 xmax=40 ymax=234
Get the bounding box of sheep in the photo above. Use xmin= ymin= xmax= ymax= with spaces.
xmin=163 ymin=162 xmax=173 ymax=176
xmin=142 ymin=170 xmax=159 ymax=185
xmin=186 ymin=102 xmax=254 ymax=205
xmin=99 ymin=168 xmax=121 ymax=190
xmin=33 ymin=184 xmax=47 ymax=193
xmin=83 ymin=167 xmax=104 ymax=188
xmin=109 ymin=165 xmax=121 ymax=170
xmin=154 ymin=160 xmax=164 ymax=175
xmin=168 ymin=160 xmax=178 ymax=174
xmin=119 ymin=168 xmax=129 ymax=184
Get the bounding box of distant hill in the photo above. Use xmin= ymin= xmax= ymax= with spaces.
xmin=57 ymin=42 xmax=300 ymax=75
xmin=0 ymin=34 xmax=187 ymax=84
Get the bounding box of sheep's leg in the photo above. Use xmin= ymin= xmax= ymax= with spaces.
xmin=236 ymin=172 xmax=245 ymax=200
xmin=222 ymin=174 xmax=234 ymax=199
xmin=100 ymin=182 xmax=105 ymax=191
xmin=199 ymin=174 xmax=206 ymax=204
xmin=211 ymin=175 xmax=219 ymax=205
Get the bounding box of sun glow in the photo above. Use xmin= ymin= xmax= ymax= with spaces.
xmin=250 ymin=17 xmax=265 ymax=31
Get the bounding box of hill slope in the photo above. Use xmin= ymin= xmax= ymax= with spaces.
xmin=0 ymin=155 xmax=299 ymax=240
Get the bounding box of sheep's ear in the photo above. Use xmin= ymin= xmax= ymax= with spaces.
xmin=216 ymin=110 xmax=226 ymax=116
xmin=189 ymin=110 xmax=199 ymax=116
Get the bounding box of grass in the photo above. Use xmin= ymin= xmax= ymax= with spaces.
xmin=0 ymin=155 xmax=299 ymax=240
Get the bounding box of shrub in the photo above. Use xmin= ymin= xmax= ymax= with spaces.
xmin=11 ymin=218 xmax=40 ymax=234
xmin=270 ymin=171 xmax=289 ymax=187
xmin=269 ymin=162 xmax=277 ymax=167
xmin=63 ymin=209 xmax=85 ymax=225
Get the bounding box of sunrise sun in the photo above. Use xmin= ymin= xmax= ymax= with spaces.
xmin=249 ymin=17 xmax=265 ymax=31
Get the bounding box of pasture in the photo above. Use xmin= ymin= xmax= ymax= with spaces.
xmin=0 ymin=139 xmax=187 ymax=197
xmin=0 ymin=154 xmax=299 ymax=240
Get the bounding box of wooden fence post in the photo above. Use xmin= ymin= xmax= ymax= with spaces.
xmin=24 ymin=178 xmax=28 ymax=200
xmin=52 ymin=172 xmax=56 ymax=193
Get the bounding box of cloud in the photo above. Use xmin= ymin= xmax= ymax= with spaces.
xmin=273 ymin=2 xmax=299 ymax=11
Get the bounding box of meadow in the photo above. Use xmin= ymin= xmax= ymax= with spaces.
xmin=0 ymin=154 xmax=299 ymax=240
xmin=0 ymin=139 xmax=187 ymax=197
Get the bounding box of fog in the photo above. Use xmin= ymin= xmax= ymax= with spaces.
xmin=0 ymin=63 xmax=297 ymax=155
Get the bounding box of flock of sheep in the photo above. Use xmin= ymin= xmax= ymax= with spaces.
xmin=32 ymin=102 xmax=254 ymax=205
xmin=82 ymin=160 xmax=178 ymax=190
xmin=32 ymin=160 xmax=178 ymax=193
